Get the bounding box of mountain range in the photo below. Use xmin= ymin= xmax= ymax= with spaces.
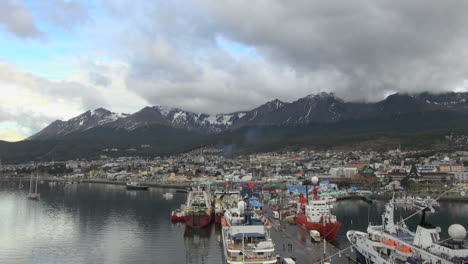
xmin=28 ymin=91 xmax=468 ymax=140
xmin=2 ymin=91 xmax=468 ymax=162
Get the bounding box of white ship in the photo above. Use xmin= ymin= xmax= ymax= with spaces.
xmin=215 ymin=189 xmax=243 ymax=223
xmin=221 ymin=199 xmax=278 ymax=264
xmin=347 ymin=194 xmax=468 ymax=264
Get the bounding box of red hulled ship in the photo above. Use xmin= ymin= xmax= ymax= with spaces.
xmin=296 ymin=177 xmax=341 ymax=241
xmin=171 ymin=206 xmax=186 ymax=222
xmin=184 ymin=186 xmax=213 ymax=228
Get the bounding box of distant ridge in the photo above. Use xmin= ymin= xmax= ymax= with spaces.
xmin=29 ymin=91 xmax=468 ymax=140
xmin=0 ymin=91 xmax=466 ymax=162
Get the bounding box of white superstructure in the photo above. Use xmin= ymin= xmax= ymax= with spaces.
xmin=221 ymin=201 xmax=277 ymax=264
xmin=347 ymin=194 xmax=468 ymax=264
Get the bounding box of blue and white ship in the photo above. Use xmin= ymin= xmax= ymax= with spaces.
xmin=347 ymin=194 xmax=468 ymax=264
xmin=221 ymin=199 xmax=278 ymax=264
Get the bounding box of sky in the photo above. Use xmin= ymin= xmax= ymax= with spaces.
xmin=0 ymin=0 xmax=467 ymax=141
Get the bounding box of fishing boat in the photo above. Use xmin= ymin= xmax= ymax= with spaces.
xmin=27 ymin=171 xmax=40 ymax=200
xmin=347 ymin=192 xmax=468 ymax=264
xmin=125 ymin=181 xmax=149 ymax=190
xmin=214 ymin=189 xmax=224 ymax=223
xmin=184 ymin=186 xmax=213 ymax=228
xmin=215 ymin=189 xmax=242 ymax=224
xmin=18 ymin=179 xmax=24 ymax=189
xmin=296 ymin=176 xmax=341 ymax=241
xmin=412 ymin=196 xmax=440 ymax=210
xmin=163 ymin=192 xmax=174 ymax=199
xmin=171 ymin=206 xmax=186 ymax=222
xmin=221 ymin=199 xmax=278 ymax=264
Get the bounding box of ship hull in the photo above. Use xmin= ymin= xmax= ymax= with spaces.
xmin=126 ymin=185 xmax=149 ymax=190
xmin=354 ymin=248 xmax=372 ymax=264
xmin=185 ymin=213 xmax=213 ymax=228
xmin=171 ymin=211 xmax=185 ymax=222
xmin=296 ymin=214 xmax=341 ymax=241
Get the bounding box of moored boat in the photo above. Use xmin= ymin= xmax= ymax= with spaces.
xmin=347 ymin=191 xmax=468 ymax=264
xmin=184 ymin=186 xmax=213 ymax=228
xmin=215 ymin=189 xmax=242 ymax=224
xmin=221 ymin=199 xmax=277 ymax=264
xmin=171 ymin=208 xmax=186 ymax=222
xmin=296 ymin=177 xmax=341 ymax=241
xmin=126 ymin=181 xmax=149 ymax=190
xmin=27 ymin=170 xmax=40 ymax=200
xmin=163 ymin=192 xmax=174 ymax=199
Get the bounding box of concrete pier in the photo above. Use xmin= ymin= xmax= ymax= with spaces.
xmin=264 ymin=205 xmax=359 ymax=264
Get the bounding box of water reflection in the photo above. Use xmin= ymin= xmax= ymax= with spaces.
xmin=0 ymin=183 xmax=466 ymax=264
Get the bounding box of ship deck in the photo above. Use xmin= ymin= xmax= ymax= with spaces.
xmin=369 ymin=226 xmax=415 ymax=244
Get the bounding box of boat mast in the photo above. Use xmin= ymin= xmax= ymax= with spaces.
xmin=322 ymin=194 xmax=328 ymax=264
xmin=29 ymin=169 xmax=33 ymax=194
xmin=242 ymin=232 xmax=245 ymax=263
xmin=35 ymin=166 xmax=39 ymax=193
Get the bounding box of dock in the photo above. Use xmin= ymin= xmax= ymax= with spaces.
xmin=264 ymin=205 xmax=358 ymax=264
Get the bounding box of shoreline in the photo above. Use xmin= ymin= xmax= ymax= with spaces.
xmin=0 ymin=177 xmax=190 ymax=190
xmin=1 ymin=177 xmax=466 ymax=201
xmin=82 ymin=179 xmax=190 ymax=190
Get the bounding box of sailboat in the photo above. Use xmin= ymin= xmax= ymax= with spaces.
xmin=27 ymin=169 xmax=40 ymax=200
xmin=18 ymin=179 xmax=24 ymax=189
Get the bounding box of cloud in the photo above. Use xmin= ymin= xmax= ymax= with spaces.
xmin=0 ymin=0 xmax=43 ymax=38
xmin=35 ymin=0 xmax=90 ymax=30
xmin=103 ymin=0 xmax=468 ymax=113
xmin=3 ymin=0 xmax=468 ymax=140
xmin=0 ymin=62 xmax=109 ymax=139
xmin=0 ymin=107 xmax=14 ymax=121
xmin=195 ymin=0 xmax=468 ymax=101
xmin=89 ymin=71 xmax=111 ymax=86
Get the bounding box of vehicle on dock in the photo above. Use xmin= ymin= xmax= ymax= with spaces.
xmin=286 ymin=215 xmax=296 ymax=225
xmin=309 ymin=230 xmax=321 ymax=242
xmin=282 ymin=258 xmax=296 ymax=264
xmin=273 ymin=210 xmax=279 ymax=219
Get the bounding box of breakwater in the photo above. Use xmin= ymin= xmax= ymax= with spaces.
xmin=0 ymin=177 xmax=190 ymax=190
xmin=82 ymin=179 xmax=190 ymax=190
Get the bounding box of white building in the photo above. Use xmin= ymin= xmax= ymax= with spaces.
xmin=329 ymin=167 xmax=358 ymax=178
xmin=453 ymin=172 xmax=468 ymax=182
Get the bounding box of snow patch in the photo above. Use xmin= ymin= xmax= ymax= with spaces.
xmin=249 ymin=111 xmax=258 ymax=121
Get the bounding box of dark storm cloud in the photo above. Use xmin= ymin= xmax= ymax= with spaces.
xmin=105 ymin=0 xmax=468 ymax=114
xmin=197 ymin=0 xmax=468 ymax=101
xmin=0 ymin=0 xmax=43 ymax=38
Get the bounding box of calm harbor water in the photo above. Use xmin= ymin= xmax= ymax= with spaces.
xmin=1 ymin=182 xmax=467 ymax=264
